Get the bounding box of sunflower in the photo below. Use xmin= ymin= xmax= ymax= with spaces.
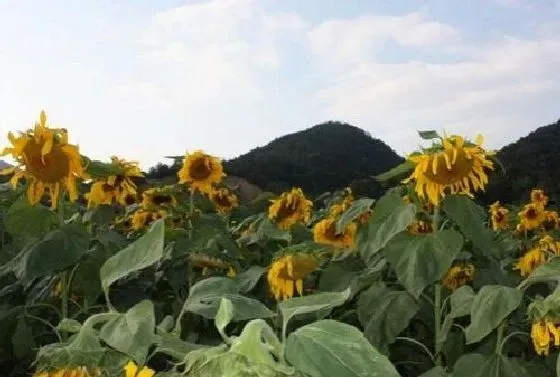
xmin=313 ymin=218 xmax=357 ymax=249
xmin=266 ymin=253 xmax=318 ymax=301
xmin=141 ymin=187 xmax=176 ymax=209
xmin=441 ymin=262 xmax=475 ymax=291
xmin=543 ymin=211 xmax=559 ymax=231
xmin=329 ymin=188 xmax=354 ymax=218
xmin=539 ymin=235 xmax=560 ymax=255
xmin=518 ymin=203 xmax=545 ymax=230
xmin=0 ymin=110 xmax=85 ymax=209
xmin=268 ymin=187 xmax=313 ymax=230
xmin=131 ymin=209 xmax=167 ymax=231
xmin=408 ymin=220 xmax=434 ymax=234
xmin=513 ymin=247 xmax=547 ymax=277
xmin=177 ymin=150 xmax=224 ymax=194
xmin=33 ymin=366 xmax=101 ymax=377
xmin=531 ymin=189 xmax=549 ymax=209
xmin=489 ymin=202 xmax=509 ymax=231
xmin=210 ymin=187 xmax=239 ymax=214
xmin=403 ymin=134 xmax=494 ymax=206
xmin=124 ymin=361 xmax=155 ymax=377
xmin=531 ymin=319 xmax=560 ymax=356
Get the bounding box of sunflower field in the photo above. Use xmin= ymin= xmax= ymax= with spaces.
xmin=1 ymin=112 xmax=560 ymax=377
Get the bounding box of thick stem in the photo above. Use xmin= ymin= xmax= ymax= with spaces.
xmin=495 ymin=321 xmax=506 ymax=354
xmin=434 ymin=283 xmax=443 ymax=365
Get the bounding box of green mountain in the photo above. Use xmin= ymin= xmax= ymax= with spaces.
xmin=223 ymin=121 xmax=404 ymax=196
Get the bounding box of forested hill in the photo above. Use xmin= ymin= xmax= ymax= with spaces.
xmin=481 ymin=119 xmax=560 ymax=205
xmin=223 ymin=121 xmax=404 ymax=196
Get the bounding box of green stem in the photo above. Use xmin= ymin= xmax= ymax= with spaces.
xmin=25 ymin=313 xmax=62 ymax=342
xmin=499 ymin=331 xmax=529 ymax=354
xmin=495 ymin=321 xmax=506 ymax=354
xmin=60 ymin=270 xmax=69 ymax=341
xmin=434 ymin=284 xmax=443 ymax=365
xmin=396 ymin=337 xmax=435 ymax=362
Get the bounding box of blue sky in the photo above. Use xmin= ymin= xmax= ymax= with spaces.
xmin=1 ymin=0 xmax=559 ymax=170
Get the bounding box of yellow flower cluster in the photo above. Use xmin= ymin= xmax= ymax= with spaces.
xmin=531 ymin=319 xmax=560 ymax=356
xmin=488 ymin=201 xmax=509 ymax=231
xmin=514 ymin=235 xmax=560 ymax=277
xmin=516 ymin=189 xmax=559 ymax=233
xmin=266 ymin=253 xmax=318 ymax=301
xmin=441 ymin=262 xmax=475 ymax=291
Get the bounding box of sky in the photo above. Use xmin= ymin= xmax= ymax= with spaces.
xmin=0 ymin=0 xmax=559 ymax=170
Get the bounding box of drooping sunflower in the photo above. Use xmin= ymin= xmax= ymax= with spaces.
xmin=177 ymin=150 xmax=224 ymax=194
xmin=33 ymin=366 xmax=101 ymax=377
xmin=513 ymin=247 xmax=547 ymax=277
xmin=403 ymin=134 xmax=494 ymax=206
xmin=266 ymin=253 xmax=318 ymax=301
xmin=1 ymin=110 xmax=85 ymax=209
xmin=518 ymin=203 xmax=545 ymax=230
xmin=141 ymin=187 xmax=177 ymax=209
xmin=531 ymin=189 xmax=549 ymax=209
xmin=543 ymin=210 xmax=560 ymax=231
xmin=313 ymin=218 xmax=357 ymax=250
xmin=441 ymin=262 xmax=475 ymax=291
xmin=408 ymin=220 xmax=434 ymax=234
xmin=488 ymin=201 xmax=510 ymax=231
xmin=268 ymin=187 xmax=313 ymax=230
xmin=539 ymin=235 xmax=560 ymax=255
xmin=531 ymin=319 xmax=560 ymax=356
xmin=124 ymin=361 xmax=155 ymax=377
xmin=131 ymin=209 xmax=167 ymax=231
xmin=329 ymin=188 xmax=354 ymax=218
xmin=210 ymin=187 xmax=239 ymax=214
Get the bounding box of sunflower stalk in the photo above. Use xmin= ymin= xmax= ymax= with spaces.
xmin=57 ymin=196 xmax=70 ymax=341
xmin=432 ymin=205 xmax=443 ymax=366
xmin=495 ymin=320 xmax=506 ymax=354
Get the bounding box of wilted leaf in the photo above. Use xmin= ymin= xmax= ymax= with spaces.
xmin=285 ymin=320 xmax=400 ymax=377
xmin=418 ymin=130 xmax=441 ymax=140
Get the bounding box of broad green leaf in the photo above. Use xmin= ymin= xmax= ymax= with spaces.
xmin=336 ymin=198 xmax=373 ymax=233
xmin=421 ymin=366 xmax=449 ymax=377
xmin=418 ymin=130 xmax=441 ymax=140
xmin=374 ymin=161 xmax=415 ymax=183
xmin=57 ymin=318 xmax=82 ymax=333
xmin=518 ymin=257 xmax=560 ymax=290
xmin=183 ymin=277 xmax=274 ymax=320
xmin=285 ymin=319 xmax=400 ymax=377
xmin=82 ymin=204 xmax=117 ymax=225
xmin=15 ymin=223 xmax=89 ymax=281
xmin=100 ymin=219 xmax=164 ymax=293
xmin=449 ymin=285 xmax=475 ymax=318
xmin=99 ymin=300 xmax=158 ymax=365
xmin=358 ymin=192 xmax=416 ymax=265
xmin=215 ymin=298 xmax=234 ymax=341
xmin=12 ymin=317 xmax=36 ymax=359
xmin=464 ymin=285 xmax=522 ymax=344
xmin=318 ymin=257 xmax=386 ymax=299
xmin=442 ymin=195 xmax=499 ymax=258
xmin=383 ymin=230 xmax=464 ymax=299
xmin=279 ymin=289 xmax=351 ymax=329
xmin=154 ymin=332 xmax=205 ymax=361
xmin=357 ymin=282 xmax=419 ymax=353
xmin=72 ymin=244 xmax=111 ymax=302
xmin=5 ymin=198 xmax=56 ymax=241
xmin=452 ymin=353 xmax=530 ymax=377
xmin=234 ymin=266 xmax=265 ymax=294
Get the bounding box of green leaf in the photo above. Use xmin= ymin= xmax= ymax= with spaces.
xmin=84 ymin=159 xmax=123 ymax=178
xmin=279 ymin=289 xmax=351 ymax=330
xmin=215 ymin=298 xmax=234 ymax=341
xmin=318 ymin=257 xmax=385 ymax=299
xmin=183 ymin=277 xmax=274 ymax=321
xmin=57 ymin=318 xmax=82 ymax=333
xmin=442 ymin=195 xmax=499 ymax=258
xmin=421 ymin=366 xmax=449 ymax=377
xmin=374 ymin=161 xmax=415 ymax=183
xmin=358 ymin=192 xmax=416 ymax=265
xmin=518 ymin=257 xmax=560 ymax=290
xmin=99 ymin=300 xmax=158 ymax=365
xmin=100 ymin=219 xmax=165 ymax=293
xmin=234 ymin=266 xmax=264 ymax=294
xmin=452 ymin=353 xmax=530 ymax=377
xmin=449 ymin=285 xmax=475 ymax=318
xmin=383 ymin=230 xmax=464 ymax=299
xmin=336 ymin=198 xmax=373 ymax=233
xmin=285 ymin=319 xmax=400 ymax=377
xmin=557 ymin=352 xmax=560 ymax=377
xmin=15 ymin=223 xmax=89 ymax=281
xmin=418 ymin=130 xmax=441 ymax=140
xmin=12 ymin=317 xmax=36 ymax=359
xmin=154 ymin=332 xmax=205 ymax=361
xmin=5 ymin=198 xmax=56 ymax=241
xmin=464 ymin=285 xmax=522 ymax=344
xmin=357 ymin=282 xmax=419 ymax=353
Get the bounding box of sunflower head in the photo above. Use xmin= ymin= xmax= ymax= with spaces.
xmin=141 ymin=187 xmax=177 ymax=209
xmin=531 ymin=189 xmax=549 ymax=208
xmin=266 ymin=253 xmax=318 ymax=301
xmin=313 ymin=218 xmax=357 ymax=250
xmin=408 ymin=220 xmax=434 ymax=234
xmin=177 ymin=150 xmax=224 ymax=194
xmin=210 ymin=187 xmax=239 ymax=214
xmin=539 ymin=235 xmax=560 ymax=255
xmin=518 ymin=203 xmax=545 ymax=230
xmin=513 ymin=247 xmax=548 ymax=277
xmin=530 ymin=319 xmax=560 ymax=356
xmin=403 ymin=133 xmax=494 ymax=206
xmin=490 ymin=206 xmax=510 ymax=231
xmin=329 ymin=188 xmax=354 ymax=218
xmin=543 ymin=211 xmax=560 ymax=231
xmin=32 ymin=366 xmax=101 ymax=377
xmin=131 ymin=209 xmax=167 ymax=231
xmin=1 ymin=110 xmax=86 ymax=209
xmin=268 ymin=187 xmax=313 ymax=230
xmin=124 ymin=361 xmax=155 ymax=377
xmin=441 ymin=262 xmax=475 ymax=291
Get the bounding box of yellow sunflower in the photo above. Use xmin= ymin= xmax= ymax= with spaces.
xmin=177 ymin=150 xmax=224 ymax=194
xmin=313 ymin=218 xmax=357 ymax=249
xmin=513 ymin=247 xmax=547 ymax=277
xmin=441 ymin=262 xmax=475 ymax=291
xmin=543 ymin=211 xmax=559 ymax=231
xmin=267 ymin=253 xmax=318 ymax=301
xmin=539 ymin=235 xmax=560 ymax=255
xmin=268 ymin=187 xmax=313 ymax=230
xmin=329 ymin=188 xmax=354 ymax=218
xmin=403 ymin=134 xmax=494 ymax=206
xmin=141 ymin=187 xmax=177 ymax=209
xmin=131 ymin=209 xmax=167 ymax=231
xmin=531 ymin=189 xmax=548 ymax=209
xmin=210 ymin=187 xmax=239 ymax=214
xmin=33 ymin=366 xmax=101 ymax=377
xmin=124 ymin=361 xmax=155 ymax=377
xmin=408 ymin=220 xmax=434 ymax=234
xmin=489 ymin=202 xmax=509 ymax=231
xmin=0 ymin=110 xmax=85 ymax=209
xmin=531 ymin=319 xmax=560 ymax=356
xmin=518 ymin=203 xmax=545 ymax=230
